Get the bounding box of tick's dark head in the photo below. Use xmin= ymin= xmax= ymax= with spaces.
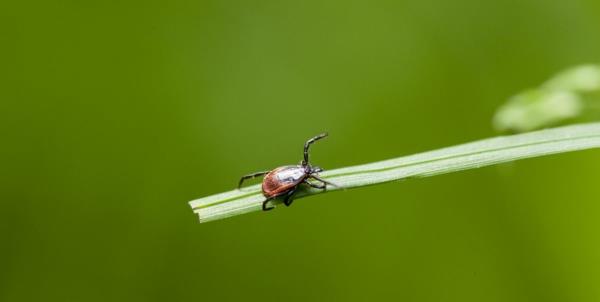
xmin=302 ymin=164 xmax=322 ymax=174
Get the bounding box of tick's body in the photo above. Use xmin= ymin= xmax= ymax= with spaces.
xmin=238 ymin=133 xmax=337 ymax=211
xmin=262 ymin=165 xmax=307 ymax=198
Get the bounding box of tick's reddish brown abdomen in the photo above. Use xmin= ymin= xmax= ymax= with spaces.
xmin=262 ymin=165 xmax=307 ymax=198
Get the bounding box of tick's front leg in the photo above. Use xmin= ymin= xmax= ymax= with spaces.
xmin=303 ymin=179 xmax=326 ymax=189
xmin=310 ymin=175 xmax=341 ymax=189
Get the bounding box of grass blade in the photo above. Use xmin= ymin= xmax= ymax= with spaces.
xmin=189 ymin=123 xmax=600 ymax=223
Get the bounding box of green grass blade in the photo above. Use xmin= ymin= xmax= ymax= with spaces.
xmin=189 ymin=123 xmax=600 ymax=223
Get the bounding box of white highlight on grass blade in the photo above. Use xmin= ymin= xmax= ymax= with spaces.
xmin=189 ymin=123 xmax=600 ymax=223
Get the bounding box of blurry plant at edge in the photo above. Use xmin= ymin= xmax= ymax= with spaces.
xmin=494 ymin=64 xmax=600 ymax=133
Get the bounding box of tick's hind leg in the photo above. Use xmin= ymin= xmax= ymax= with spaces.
xmin=263 ymin=189 xmax=297 ymax=211
xmin=283 ymin=189 xmax=297 ymax=207
xmin=262 ymin=197 xmax=275 ymax=211
xmin=238 ymin=171 xmax=269 ymax=189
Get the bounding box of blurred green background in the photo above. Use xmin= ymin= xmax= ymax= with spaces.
xmin=2 ymin=0 xmax=600 ymax=301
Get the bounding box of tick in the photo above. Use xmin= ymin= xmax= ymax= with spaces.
xmin=238 ymin=133 xmax=338 ymax=211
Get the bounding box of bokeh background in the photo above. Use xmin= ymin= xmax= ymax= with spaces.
xmin=2 ymin=0 xmax=600 ymax=301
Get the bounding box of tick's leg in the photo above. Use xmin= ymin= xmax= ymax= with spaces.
xmin=303 ymin=179 xmax=326 ymax=189
xmin=283 ymin=189 xmax=297 ymax=207
xmin=262 ymin=198 xmax=275 ymax=211
xmin=310 ymin=175 xmax=342 ymax=189
xmin=238 ymin=171 xmax=269 ymax=189
xmin=302 ymin=133 xmax=328 ymax=166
